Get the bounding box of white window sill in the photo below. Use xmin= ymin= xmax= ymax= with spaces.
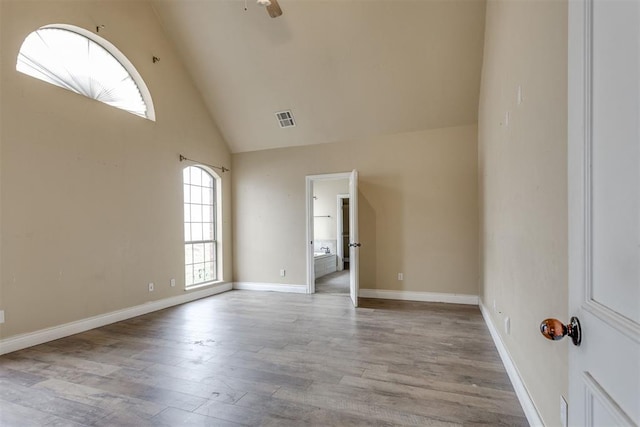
xmin=184 ymin=280 xmax=226 ymax=292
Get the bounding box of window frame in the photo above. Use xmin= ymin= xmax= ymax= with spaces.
xmin=183 ymin=165 xmax=222 ymax=289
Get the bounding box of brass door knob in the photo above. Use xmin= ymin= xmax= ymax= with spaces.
xmin=540 ymin=317 xmax=582 ymax=346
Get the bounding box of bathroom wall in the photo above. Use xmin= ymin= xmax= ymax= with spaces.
xmin=0 ymin=0 xmax=232 ymax=340
xmin=313 ymin=179 xmax=349 ymax=255
xmin=232 ymin=125 xmax=478 ymax=295
xmin=478 ymin=0 xmax=568 ymax=424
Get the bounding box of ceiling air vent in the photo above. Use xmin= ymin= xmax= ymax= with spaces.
xmin=275 ymin=110 xmax=296 ymax=128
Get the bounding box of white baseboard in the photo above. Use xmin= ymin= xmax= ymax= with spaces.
xmin=359 ymin=289 xmax=479 ymax=305
xmin=0 ymin=282 xmax=232 ymax=356
xmin=479 ymin=300 xmax=544 ymax=427
xmin=232 ymin=282 xmax=307 ymax=293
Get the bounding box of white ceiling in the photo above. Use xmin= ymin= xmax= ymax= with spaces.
xmin=152 ymin=0 xmax=486 ymax=153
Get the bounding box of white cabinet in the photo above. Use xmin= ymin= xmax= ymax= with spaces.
xmin=314 ymin=254 xmax=336 ymax=279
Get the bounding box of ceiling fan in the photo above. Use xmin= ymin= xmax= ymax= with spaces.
xmin=256 ymin=0 xmax=283 ymax=18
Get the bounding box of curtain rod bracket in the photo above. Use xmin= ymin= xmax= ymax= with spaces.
xmin=179 ymin=154 xmax=230 ymax=173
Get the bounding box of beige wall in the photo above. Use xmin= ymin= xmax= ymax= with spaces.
xmin=478 ymin=0 xmax=568 ymax=425
xmin=232 ymin=125 xmax=478 ymax=294
xmin=0 ymin=0 xmax=232 ymax=339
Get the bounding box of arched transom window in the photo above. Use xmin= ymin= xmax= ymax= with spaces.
xmin=16 ymin=25 xmax=155 ymax=120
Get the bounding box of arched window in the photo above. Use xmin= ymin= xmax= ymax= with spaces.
xmin=16 ymin=24 xmax=155 ymax=120
xmin=183 ymin=166 xmax=220 ymax=287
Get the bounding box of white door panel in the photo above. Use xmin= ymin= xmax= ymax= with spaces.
xmin=590 ymin=0 xmax=640 ymax=323
xmin=349 ymin=170 xmax=359 ymax=307
xmin=568 ymin=0 xmax=640 ymax=425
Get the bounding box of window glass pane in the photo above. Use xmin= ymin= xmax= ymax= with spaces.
xmin=202 ymin=205 xmax=212 ymax=222
xmin=184 ymin=184 xmax=191 ymax=203
xmin=202 ymin=173 xmax=213 ymax=188
xmin=183 ymin=204 xmax=190 ymax=223
xmin=202 ymin=223 xmax=213 ymax=241
xmin=185 ymin=264 xmax=193 ymax=286
xmin=191 ymin=223 xmax=203 ymax=241
xmin=185 ymin=244 xmax=193 ymax=265
xmin=193 ymin=243 xmax=205 ymax=263
xmin=205 ymin=262 xmax=215 ymax=281
xmin=191 ymin=204 xmax=202 ymax=223
xmin=204 ymin=242 xmax=214 ymax=262
xmin=191 ymin=186 xmax=202 ymax=204
xmin=202 ymin=188 xmax=212 ymax=205
xmin=190 ymin=167 xmax=202 ymax=186
xmin=184 ymin=223 xmax=191 ymax=242
xmin=183 ymin=168 xmax=191 ymax=184
xmin=193 ymin=263 xmax=205 ymax=282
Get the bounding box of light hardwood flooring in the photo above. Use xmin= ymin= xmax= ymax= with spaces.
xmin=315 ymin=270 xmax=350 ymax=294
xmin=0 ymin=291 xmax=528 ymax=426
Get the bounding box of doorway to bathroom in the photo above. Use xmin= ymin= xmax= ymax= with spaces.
xmin=314 ymin=192 xmax=349 ymax=295
xmin=305 ymin=171 xmax=360 ymax=307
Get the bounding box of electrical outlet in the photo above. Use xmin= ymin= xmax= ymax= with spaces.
xmin=280 ymin=269 xmax=286 ymax=277
xmin=560 ymin=396 xmax=568 ymax=427
xmin=397 ymin=273 xmax=403 ymax=281
xmin=0 ymin=310 xmax=5 ymax=324
xmin=148 ymin=282 xmax=154 ymax=292
xmin=504 ymin=316 xmax=511 ymax=335
xmin=170 ymin=278 xmax=176 ymax=287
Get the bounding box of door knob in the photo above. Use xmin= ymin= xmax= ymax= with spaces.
xmin=349 ymin=243 xmax=361 ymax=247
xmin=540 ymin=317 xmax=581 ymax=346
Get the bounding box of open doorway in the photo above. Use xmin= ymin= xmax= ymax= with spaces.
xmin=306 ymin=171 xmax=360 ymax=306
xmin=313 ymin=184 xmax=350 ymax=294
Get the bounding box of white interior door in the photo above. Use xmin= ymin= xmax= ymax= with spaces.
xmin=568 ymin=0 xmax=639 ymax=425
xmin=349 ymin=170 xmax=360 ymax=307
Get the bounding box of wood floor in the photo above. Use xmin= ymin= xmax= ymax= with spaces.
xmin=315 ymin=270 xmax=350 ymax=294
xmin=0 ymin=291 xmax=528 ymax=426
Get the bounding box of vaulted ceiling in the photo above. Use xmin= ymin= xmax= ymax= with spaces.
xmin=152 ymin=0 xmax=486 ymax=153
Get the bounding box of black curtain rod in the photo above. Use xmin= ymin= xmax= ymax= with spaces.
xmin=179 ymin=154 xmax=230 ymax=173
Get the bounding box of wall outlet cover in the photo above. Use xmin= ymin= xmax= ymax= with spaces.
xmin=0 ymin=310 xmax=5 ymax=324
xmin=397 ymin=273 xmax=404 ymax=281
xmin=170 ymin=278 xmax=176 ymax=287
xmin=148 ymin=282 xmax=154 ymax=292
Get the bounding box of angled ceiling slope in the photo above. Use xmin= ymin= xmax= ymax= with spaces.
xmin=152 ymin=0 xmax=486 ymax=153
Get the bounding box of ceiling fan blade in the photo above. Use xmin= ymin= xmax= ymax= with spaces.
xmin=266 ymin=0 xmax=283 ymax=18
